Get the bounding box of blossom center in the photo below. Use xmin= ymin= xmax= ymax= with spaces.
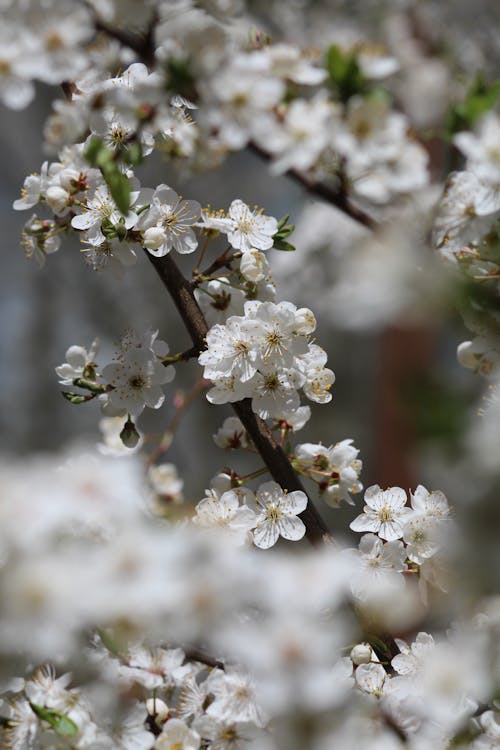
xmin=379 ymin=506 xmax=394 ymax=522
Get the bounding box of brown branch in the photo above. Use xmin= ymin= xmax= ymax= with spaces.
xmin=249 ymin=141 xmax=378 ymax=230
xmin=183 ymin=646 xmax=225 ymax=671
xmin=145 ymin=251 xmax=332 ymax=546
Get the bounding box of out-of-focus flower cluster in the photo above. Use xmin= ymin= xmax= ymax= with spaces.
xmin=0 ymin=448 xmax=498 ymax=750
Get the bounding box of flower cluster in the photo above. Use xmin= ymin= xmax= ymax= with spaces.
xmin=433 ymin=113 xmax=500 ymax=377
xmin=293 ymin=439 xmax=363 ymax=507
xmin=193 ymin=476 xmax=308 ymax=550
xmin=56 ymin=330 xmax=174 ymax=423
xmin=199 ymin=300 xmax=334 ymax=420
xmin=349 ymin=484 xmax=452 ymax=601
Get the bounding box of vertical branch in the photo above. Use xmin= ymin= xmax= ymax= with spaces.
xmin=145 ymin=251 xmax=332 ymax=546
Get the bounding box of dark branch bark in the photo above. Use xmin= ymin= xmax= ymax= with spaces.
xmin=249 ymin=142 xmax=377 ymax=230
xmin=146 ymin=251 xmax=332 ymax=546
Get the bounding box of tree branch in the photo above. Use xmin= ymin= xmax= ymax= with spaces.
xmin=145 ymin=251 xmax=332 ymax=546
xmin=249 ymin=141 xmax=378 ymax=230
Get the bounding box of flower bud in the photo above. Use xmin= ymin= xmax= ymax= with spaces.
xmin=146 ymin=697 xmax=169 ymax=722
xmin=350 ymin=643 xmax=373 ymax=665
xmin=143 ymin=226 xmax=166 ymax=250
xmin=58 ymin=167 xmax=80 ymax=191
xmin=456 ymin=341 xmax=476 ymax=370
xmin=45 ymin=185 xmax=69 ymax=214
xmin=240 ymin=251 xmax=268 ymax=283
xmin=120 ymin=417 xmax=140 ymax=448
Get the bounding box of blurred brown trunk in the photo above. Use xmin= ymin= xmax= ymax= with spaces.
xmin=374 ymin=325 xmax=435 ymax=489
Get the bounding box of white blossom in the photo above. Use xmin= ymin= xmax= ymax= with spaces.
xmin=252 ymin=481 xmax=307 ymax=549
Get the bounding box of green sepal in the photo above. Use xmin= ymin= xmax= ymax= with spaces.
xmin=61 ymin=391 xmax=94 ymax=404
xmin=29 ymin=703 xmax=78 ymax=737
xmin=273 ymin=238 xmax=296 ymax=252
xmin=72 ymin=378 xmax=107 ymax=393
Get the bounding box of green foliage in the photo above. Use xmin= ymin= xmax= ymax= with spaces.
xmin=445 ymin=73 xmax=500 ymax=140
xmin=273 ymin=214 xmax=296 ymax=251
xmin=405 ymin=374 xmax=470 ymax=448
xmin=325 ymin=45 xmax=368 ymax=102
xmin=29 ymin=703 xmax=78 ymax=737
xmin=165 ymin=56 xmax=197 ymax=100
xmin=84 ymin=136 xmax=132 ymax=215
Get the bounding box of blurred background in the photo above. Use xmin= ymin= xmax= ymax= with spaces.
xmin=1 ymin=0 xmax=499 ymax=596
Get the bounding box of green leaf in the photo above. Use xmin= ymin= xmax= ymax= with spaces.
xmin=124 ymin=141 xmax=143 ymax=166
xmin=276 ymin=214 xmax=290 ymax=231
xmin=84 ymin=136 xmax=104 ymax=166
xmin=29 ymin=703 xmax=78 ymax=737
xmin=102 ymin=164 xmax=131 ymax=216
xmin=273 ymin=238 xmax=295 ymax=252
xmin=326 ymin=45 xmax=367 ymax=101
xmin=445 ymin=73 xmax=500 ymax=139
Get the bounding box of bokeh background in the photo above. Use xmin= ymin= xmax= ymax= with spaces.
xmin=1 ymin=0 xmax=499 ymax=595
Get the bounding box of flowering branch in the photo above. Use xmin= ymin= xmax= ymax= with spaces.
xmin=146 ymin=250 xmax=332 ymax=546
xmin=249 ymin=141 xmax=378 ymax=230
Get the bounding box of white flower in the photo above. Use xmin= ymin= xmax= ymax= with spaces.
xmin=472 ymin=710 xmax=500 ymax=749
xmin=350 ymin=533 xmax=407 ymax=600
xmin=193 ymin=489 xmax=257 ymax=545
xmin=392 ymin=632 xmax=435 ymax=677
xmin=255 ymin=43 xmax=327 ymax=85
xmin=295 ymin=439 xmax=362 ymax=507
xmin=199 ymin=316 xmax=261 ymax=383
xmin=251 ymin=367 xmax=303 ymax=420
xmin=350 ymin=485 xmax=411 ymax=541
xmin=55 ymin=339 xmax=99 ymax=385
xmin=24 ymin=664 xmax=72 ymax=710
xmin=213 ymin=417 xmax=248 ymax=450
xmin=119 ymin=645 xmax=187 ymax=690
xmin=206 ymin=668 xmax=265 ymax=727
xmin=136 ymin=184 xmax=201 ymax=257
xmin=454 ymin=112 xmax=500 ymax=186
xmin=13 ymin=162 xmax=49 ymax=210
xmin=252 ymin=481 xmax=307 ymax=549
xmin=226 ymin=200 xmax=278 ymax=253
xmin=0 ymin=33 xmax=35 ymax=110
xmin=355 ymin=662 xmax=389 ymax=697
xmin=457 ymin=336 xmax=500 ymax=378
xmin=254 ymin=96 xmax=335 ymax=174
xmin=149 ymin=463 xmax=184 ymax=502
xmin=410 ymin=485 xmax=450 ymax=520
xmin=239 ymin=250 xmax=269 ymax=283
xmin=71 ymin=184 xmax=139 ymax=246
xmin=102 ymin=349 xmax=174 ymax=417
xmin=194 ymin=278 xmax=246 ymax=325
xmin=21 ymin=215 xmax=61 ymax=266
xmin=153 ymin=714 xmax=198 ymax=750
xmin=402 ymin=515 xmax=442 ymax=565
xmin=433 ymin=171 xmax=499 ymax=257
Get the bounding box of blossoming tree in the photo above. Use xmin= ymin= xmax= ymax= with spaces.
xmin=1 ymin=1 xmax=500 ymax=749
